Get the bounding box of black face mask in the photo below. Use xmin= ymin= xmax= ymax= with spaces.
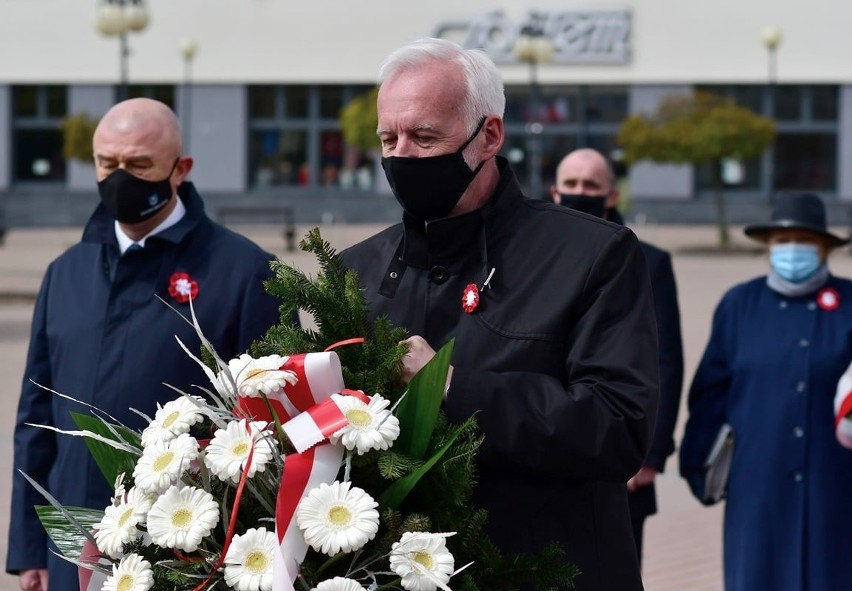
xmin=97 ymin=159 xmax=179 ymax=224
xmin=558 ymin=193 xmax=608 ymax=219
xmin=382 ymin=117 xmax=487 ymax=223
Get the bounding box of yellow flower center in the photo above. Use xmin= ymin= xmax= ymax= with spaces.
xmin=232 ymin=441 xmax=250 ymax=457
xmin=117 ymin=507 xmax=134 ymax=528
xmin=245 ymin=550 xmax=269 ymax=572
xmin=327 ymin=505 xmax=351 ymax=526
xmin=171 ymin=508 xmax=193 ymax=529
xmin=162 ymin=410 xmax=181 ymax=428
xmin=414 ymin=551 xmax=433 ymax=570
xmin=117 ymin=574 xmax=134 ymax=591
xmin=345 ymin=408 xmax=372 ymax=427
xmin=153 ymin=451 xmax=175 ymax=472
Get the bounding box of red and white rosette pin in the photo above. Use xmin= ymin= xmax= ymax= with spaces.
xmin=461 ymin=283 xmax=480 ymax=314
xmin=817 ymin=287 xmax=840 ymax=311
xmin=168 ymin=272 xmax=199 ymax=303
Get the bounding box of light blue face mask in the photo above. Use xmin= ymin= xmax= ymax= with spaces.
xmin=769 ymin=243 xmax=822 ymax=283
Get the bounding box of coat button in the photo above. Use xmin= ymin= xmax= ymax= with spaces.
xmin=779 ymin=301 xmax=788 ymax=309
xmin=793 ymin=426 xmax=804 ymax=438
xmin=807 ymin=302 xmax=817 ymax=311
xmin=429 ymin=266 xmax=448 ymax=285
xmin=796 ymin=381 xmax=807 ymax=393
xmin=793 ymin=471 xmax=803 ymax=482
xmin=799 ymin=339 xmax=809 ymax=348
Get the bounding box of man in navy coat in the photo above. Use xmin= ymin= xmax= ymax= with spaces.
xmin=6 ymin=98 xmax=282 ymax=591
xmin=550 ymin=148 xmax=685 ymax=564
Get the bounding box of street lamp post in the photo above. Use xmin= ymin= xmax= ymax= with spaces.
xmin=762 ymin=26 xmax=782 ymax=199
xmin=514 ymin=21 xmax=554 ymax=201
xmin=94 ymin=0 xmax=150 ymax=103
xmin=179 ymin=40 xmax=198 ymax=153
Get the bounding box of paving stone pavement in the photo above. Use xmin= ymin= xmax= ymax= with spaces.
xmin=1 ymin=220 xmax=851 ymax=590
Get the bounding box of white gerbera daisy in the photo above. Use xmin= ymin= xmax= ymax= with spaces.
xmin=140 ymin=395 xmax=205 ymax=447
xmin=133 ymin=433 xmax=199 ymax=495
xmin=313 ymin=577 xmax=366 ymax=591
xmin=389 ymin=532 xmax=455 ymax=591
xmin=102 ymin=553 xmax=154 ymax=591
xmin=147 ymin=485 xmax=219 ymax=552
xmin=223 ymin=527 xmax=277 ymax=591
xmin=94 ymin=487 xmax=155 ymax=558
xmin=216 ymin=354 xmax=298 ymax=398
xmin=204 ymin=419 xmax=274 ymax=483
xmin=296 ymin=481 xmax=380 ymax=556
xmin=330 ymin=394 xmax=400 ymax=455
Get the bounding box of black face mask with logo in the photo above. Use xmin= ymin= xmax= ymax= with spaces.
xmin=381 ymin=117 xmax=487 ymax=223
xmin=97 ymin=159 xmax=179 ymax=224
xmin=558 ymin=193 xmax=608 ymax=219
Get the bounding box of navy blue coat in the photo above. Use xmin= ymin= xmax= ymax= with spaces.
xmin=342 ymin=160 xmax=659 ymax=591
xmin=608 ymin=212 xmax=684 ymax=525
xmin=680 ymin=276 xmax=852 ymax=591
xmin=6 ymin=183 xmax=282 ymax=590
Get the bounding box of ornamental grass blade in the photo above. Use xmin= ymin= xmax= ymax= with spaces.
xmin=35 ymin=505 xmax=103 ymax=562
xmin=72 ymin=412 xmax=141 ymax=487
xmin=379 ymin=419 xmax=466 ymax=509
xmin=394 ymin=339 xmax=454 ymax=460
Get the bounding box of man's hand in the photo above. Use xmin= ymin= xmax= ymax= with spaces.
xmin=627 ymin=466 xmax=658 ymax=493
xmin=19 ymin=569 xmax=48 ymax=591
xmin=401 ymin=336 xmax=454 ymax=396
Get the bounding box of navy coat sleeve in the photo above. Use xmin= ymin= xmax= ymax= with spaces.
xmin=643 ymin=247 xmax=684 ymax=471
xmin=7 ymin=266 xmax=55 ymax=573
xmin=445 ymin=227 xmax=660 ymax=482
xmin=679 ymin=292 xmax=733 ymax=505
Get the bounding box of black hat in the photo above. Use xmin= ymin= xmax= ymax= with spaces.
xmin=744 ymin=192 xmax=850 ymax=247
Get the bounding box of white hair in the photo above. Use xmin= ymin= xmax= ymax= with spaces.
xmin=378 ymin=37 xmax=506 ymax=135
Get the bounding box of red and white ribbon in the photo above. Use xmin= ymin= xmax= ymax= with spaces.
xmin=835 ymin=362 xmax=852 ymax=449
xmin=78 ymin=539 xmax=109 ymax=591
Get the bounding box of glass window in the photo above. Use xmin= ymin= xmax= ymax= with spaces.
xmin=45 ymin=85 xmax=68 ymax=117
xmin=284 ymin=86 xmax=309 ymax=119
xmin=585 ymin=87 xmax=628 ymax=123
xmin=12 ymin=85 xmax=68 ymax=183
xmin=695 ymin=158 xmax=761 ymax=190
xmin=250 ymin=85 xmax=277 ymax=118
xmin=249 ymin=129 xmax=308 ymax=187
xmin=319 ymin=86 xmax=344 ymax=119
xmin=774 ymin=85 xmax=801 ymax=120
xmin=811 ymin=86 xmax=838 ymax=121
xmin=773 ymin=132 xmax=836 ymax=191
xmin=14 ymin=129 xmax=66 ymax=181
xmin=727 ymin=85 xmax=762 ymax=113
xmin=125 ymin=85 xmax=175 ymax=109
xmin=13 ymin=85 xmax=38 ymax=117
xmin=506 ymin=86 xmax=579 ymax=124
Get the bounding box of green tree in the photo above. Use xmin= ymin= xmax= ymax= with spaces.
xmin=60 ymin=112 xmax=99 ymax=163
xmin=618 ymin=92 xmax=776 ymax=248
xmin=339 ymin=86 xmax=380 ymax=152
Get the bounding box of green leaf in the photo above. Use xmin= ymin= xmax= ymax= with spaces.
xmin=71 ymin=412 xmax=141 ymax=487
xmin=393 ymin=340 xmax=454 ymax=459
xmin=379 ymin=419 xmax=467 ymax=509
xmin=35 ymin=505 xmax=103 ymax=562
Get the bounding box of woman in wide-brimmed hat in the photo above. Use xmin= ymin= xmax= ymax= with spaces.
xmin=680 ymin=192 xmax=852 ymax=591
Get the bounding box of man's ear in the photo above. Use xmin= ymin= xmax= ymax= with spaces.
xmin=173 ymin=156 xmax=194 ymax=185
xmin=605 ymin=188 xmax=620 ymax=210
xmin=480 ymin=116 xmax=505 ymax=160
xmin=550 ymin=186 xmax=561 ymax=204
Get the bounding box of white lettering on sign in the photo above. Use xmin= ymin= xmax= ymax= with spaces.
xmin=432 ymin=10 xmax=632 ymax=64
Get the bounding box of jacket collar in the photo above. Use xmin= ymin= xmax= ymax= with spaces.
xmin=82 ymin=182 xmax=206 ymax=247
xmin=399 ymin=157 xmax=523 ymax=269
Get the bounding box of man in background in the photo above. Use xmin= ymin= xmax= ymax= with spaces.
xmin=551 ymin=147 xmax=684 ymax=565
xmin=6 ymin=98 xmax=282 ymax=591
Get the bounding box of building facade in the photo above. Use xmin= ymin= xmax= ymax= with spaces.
xmin=2 ymin=0 xmax=851 ymax=226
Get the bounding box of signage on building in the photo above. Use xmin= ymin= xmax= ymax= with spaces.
xmin=432 ymin=10 xmax=632 ymax=64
